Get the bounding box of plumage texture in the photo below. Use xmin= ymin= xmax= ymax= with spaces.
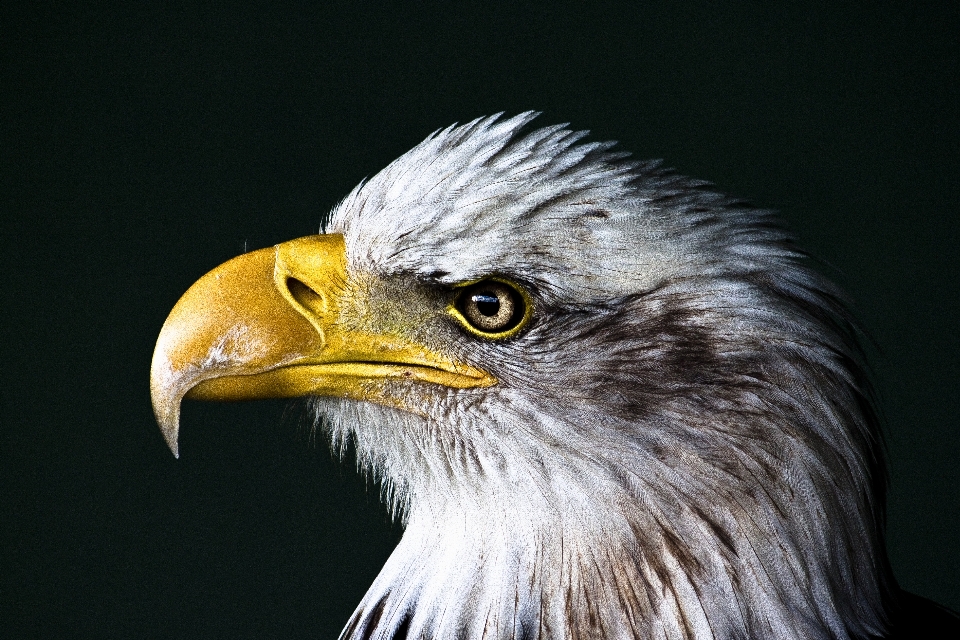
xmin=314 ymin=113 xmax=894 ymax=639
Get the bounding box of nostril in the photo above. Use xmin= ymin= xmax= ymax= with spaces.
xmin=286 ymin=277 xmax=324 ymax=311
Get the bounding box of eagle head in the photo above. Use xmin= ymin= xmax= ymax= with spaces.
xmin=151 ymin=113 xmax=893 ymax=639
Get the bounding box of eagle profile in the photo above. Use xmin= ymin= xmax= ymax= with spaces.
xmin=150 ymin=113 xmax=956 ymax=639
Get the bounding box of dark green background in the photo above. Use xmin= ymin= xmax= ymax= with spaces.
xmin=3 ymin=2 xmax=957 ymax=638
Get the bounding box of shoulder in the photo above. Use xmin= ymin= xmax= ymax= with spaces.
xmin=883 ymin=590 xmax=960 ymax=639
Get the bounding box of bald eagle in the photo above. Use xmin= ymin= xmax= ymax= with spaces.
xmin=151 ymin=113 xmax=957 ymax=639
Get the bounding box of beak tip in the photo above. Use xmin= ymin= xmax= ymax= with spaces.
xmin=156 ymin=406 xmax=182 ymax=459
xmin=164 ymin=428 xmax=180 ymax=458
xmin=151 ymin=378 xmax=183 ymax=459
xmin=151 ymin=345 xmax=186 ymax=459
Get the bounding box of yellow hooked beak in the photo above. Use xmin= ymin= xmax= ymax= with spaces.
xmin=150 ymin=234 xmax=496 ymax=457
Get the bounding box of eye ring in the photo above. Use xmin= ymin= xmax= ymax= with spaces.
xmin=449 ymin=278 xmax=532 ymax=339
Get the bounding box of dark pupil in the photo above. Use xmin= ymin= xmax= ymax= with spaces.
xmin=472 ymin=292 xmax=500 ymax=317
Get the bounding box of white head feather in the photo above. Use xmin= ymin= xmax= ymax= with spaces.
xmin=315 ymin=113 xmax=892 ymax=640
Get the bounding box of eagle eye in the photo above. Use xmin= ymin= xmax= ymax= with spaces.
xmin=451 ymin=279 xmax=531 ymax=338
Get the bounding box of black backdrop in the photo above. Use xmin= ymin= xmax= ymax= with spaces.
xmin=3 ymin=2 xmax=958 ymax=638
